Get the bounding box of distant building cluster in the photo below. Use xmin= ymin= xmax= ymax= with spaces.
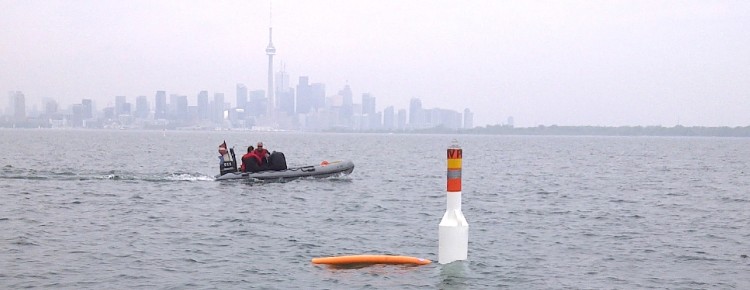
xmin=2 ymin=22 xmax=474 ymax=131
xmin=1 ymin=88 xmax=474 ymax=131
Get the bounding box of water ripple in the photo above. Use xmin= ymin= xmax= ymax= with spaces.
xmin=1 ymin=132 xmax=749 ymax=289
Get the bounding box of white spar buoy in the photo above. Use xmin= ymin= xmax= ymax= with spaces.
xmin=439 ymin=141 xmax=469 ymax=264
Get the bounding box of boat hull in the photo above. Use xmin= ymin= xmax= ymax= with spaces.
xmin=215 ymin=160 xmax=354 ymax=181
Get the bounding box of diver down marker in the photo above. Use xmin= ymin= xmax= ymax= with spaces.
xmin=439 ymin=142 xmax=469 ymax=264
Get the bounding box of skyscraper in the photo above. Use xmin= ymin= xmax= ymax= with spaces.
xmin=362 ymin=93 xmax=379 ymax=130
xmin=169 ymin=94 xmax=188 ymax=120
xmin=115 ymin=96 xmax=128 ymax=116
xmin=397 ymin=109 xmax=407 ymax=130
xmin=266 ymin=27 xmax=276 ymax=117
xmin=276 ymin=68 xmax=294 ymax=115
xmin=135 ymin=96 xmax=149 ymax=119
xmin=213 ymin=93 xmax=225 ymax=124
xmin=236 ymin=83 xmax=247 ymax=111
xmin=154 ymin=91 xmax=167 ymax=119
xmin=71 ymin=104 xmax=83 ymax=126
xmin=463 ymin=108 xmax=474 ymax=129
xmin=43 ymin=98 xmax=58 ymax=116
xmin=197 ymin=90 xmax=209 ymax=120
xmin=409 ymin=98 xmax=423 ymax=129
xmin=311 ymin=83 xmax=326 ymax=110
xmin=248 ymin=90 xmax=266 ymax=117
xmin=340 ymin=85 xmax=353 ymax=126
xmin=9 ymin=91 xmax=26 ymax=122
xmin=296 ymin=76 xmax=311 ymax=114
xmin=82 ymin=99 xmax=93 ymax=119
xmin=383 ymin=106 xmax=395 ymax=130
xmin=362 ymin=93 xmax=376 ymax=115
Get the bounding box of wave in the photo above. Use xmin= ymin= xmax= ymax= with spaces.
xmin=0 ymin=165 xmax=215 ymax=182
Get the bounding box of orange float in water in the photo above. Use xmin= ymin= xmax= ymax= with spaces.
xmin=312 ymin=255 xmax=431 ymax=265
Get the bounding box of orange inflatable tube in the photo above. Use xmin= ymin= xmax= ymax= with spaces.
xmin=312 ymin=255 xmax=431 ymax=265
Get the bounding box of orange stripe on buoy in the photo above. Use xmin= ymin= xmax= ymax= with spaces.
xmin=447 ymin=148 xmax=462 ymax=192
xmin=447 ymin=176 xmax=461 ymax=192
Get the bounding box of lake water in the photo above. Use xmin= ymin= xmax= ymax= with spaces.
xmin=1 ymin=129 xmax=749 ymax=289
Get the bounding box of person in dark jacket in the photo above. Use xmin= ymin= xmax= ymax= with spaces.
xmin=241 ymin=146 xmax=261 ymax=172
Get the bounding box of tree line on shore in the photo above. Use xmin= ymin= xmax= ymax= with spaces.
xmin=4 ymin=120 xmax=750 ymax=137
xmin=408 ymin=124 xmax=750 ymax=137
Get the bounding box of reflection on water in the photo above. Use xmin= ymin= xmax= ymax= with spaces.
xmin=438 ymin=261 xmax=470 ymax=290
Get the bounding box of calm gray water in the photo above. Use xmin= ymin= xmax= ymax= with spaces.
xmin=1 ymin=129 xmax=749 ymax=289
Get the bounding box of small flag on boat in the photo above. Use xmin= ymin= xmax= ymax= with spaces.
xmin=219 ymin=141 xmax=228 ymax=154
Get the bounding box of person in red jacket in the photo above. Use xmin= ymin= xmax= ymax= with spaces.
xmin=240 ymin=146 xmax=261 ymax=172
xmin=254 ymin=142 xmax=271 ymax=165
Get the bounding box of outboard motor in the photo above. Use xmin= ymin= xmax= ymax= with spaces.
xmin=268 ymin=151 xmax=287 ymax=171
xmin=219 ymin=148 xmax=239 ymax=175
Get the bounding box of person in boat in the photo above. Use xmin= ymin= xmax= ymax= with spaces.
xmin=253 ymin=142 xmax=271 ymax=166
xmin=240 ymin=145 xmax=261 ymax=172
xmin=218 ymin=141 xmax=238 ymax=175
xmin=218 ymin=143 xmax=229 ymax=166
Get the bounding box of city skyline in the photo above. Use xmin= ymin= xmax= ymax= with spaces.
xmin=2 ymin=1 xmax=749 ymax=127
xmin=1 ymin=0 xmax=479 ymax=129
xmin=2 ymin=87 xmax=473 ymax=132
xmin=2 ymin=1 xmax=477 ymax=131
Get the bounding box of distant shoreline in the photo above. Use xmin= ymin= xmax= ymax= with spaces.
xmin=3 ymin=124 xmax=749 ymax=137
xmin=328 ymin=124 xmax=750 ymax=137
xmin=477 ymin=125 xmax=750 ymax=137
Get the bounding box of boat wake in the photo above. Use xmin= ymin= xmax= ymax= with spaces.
xmin=0 ymin=165 xmax=214 ymax=182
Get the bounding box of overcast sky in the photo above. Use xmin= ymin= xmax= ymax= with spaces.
xmin=2 ymin=0 xmax=748 ymax=127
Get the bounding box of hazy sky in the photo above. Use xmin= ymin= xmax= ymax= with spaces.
xmin=2 ymin=0 xmax=749 ymax=127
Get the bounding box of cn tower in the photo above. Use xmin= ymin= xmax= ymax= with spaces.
xmin=266 ymin=25 xmax=276 ymax=118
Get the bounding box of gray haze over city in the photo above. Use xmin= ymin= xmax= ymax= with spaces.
xmin=2 ymin=0 xmax=749 ymax=128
